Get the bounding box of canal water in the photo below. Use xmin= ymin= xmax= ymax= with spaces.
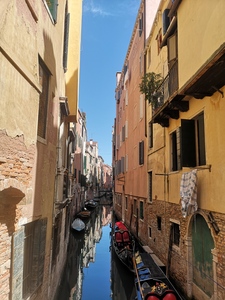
xmin=55 ymin=202 xmax=136 ymax=300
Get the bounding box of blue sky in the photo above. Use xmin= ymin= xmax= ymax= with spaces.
xmin=79 ymin=0 xmax=140 ymax=166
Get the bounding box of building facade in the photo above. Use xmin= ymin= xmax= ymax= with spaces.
xmin=113 ymin=0 xmax=160 ymax=245
xmin=0 ymin=0 xmax=82 ymax=299
xmin=144 ymin=0 xmax=225 ymax=299
xmin=114 ymin=0 xmax=225 ymax=299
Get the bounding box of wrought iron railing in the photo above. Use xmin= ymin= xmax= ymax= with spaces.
xmin=152 ymin=61 xmax=178 ymax=113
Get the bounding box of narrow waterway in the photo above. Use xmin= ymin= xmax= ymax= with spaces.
xmin=55 ymin=202 xmax=136 ymax=300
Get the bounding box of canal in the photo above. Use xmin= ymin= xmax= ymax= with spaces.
xmin=55 ymin=202 xmax=136 ymax=300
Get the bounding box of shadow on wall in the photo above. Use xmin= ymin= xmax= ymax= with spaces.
xmin=0 ymin=186 xmax=25 ymax=235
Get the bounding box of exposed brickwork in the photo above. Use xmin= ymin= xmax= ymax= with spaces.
xmin=114 ymin=197 xmax=225 ymax=298
xmin=0 ymin=130 xmax=35 ymax=188
xmin=0 ymin=130 xmax=35 ymax=299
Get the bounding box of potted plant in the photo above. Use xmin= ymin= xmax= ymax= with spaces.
xmin=139 ymin=72 xmax=163 ymax=108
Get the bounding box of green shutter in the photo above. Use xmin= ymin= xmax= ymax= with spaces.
xmin=48 ymin=0 xmax=58 ymax=23
xmin=63 ymin=13 xmax=70 ymax=71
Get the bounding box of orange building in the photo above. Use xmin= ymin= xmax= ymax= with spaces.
xmin=113 ymin=0 xmax=160 ymax=242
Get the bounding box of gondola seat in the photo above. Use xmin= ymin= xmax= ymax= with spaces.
xmin=115 ymin=231 xmax=123 ymax=248
xmin=123 ymin=230 xmax=131 ymax=245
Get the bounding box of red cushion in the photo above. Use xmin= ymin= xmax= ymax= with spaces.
xmin=145 ymin=295 xmax=160 ymax=300
xmin=163 ymin=292 xmax=177 ymax=300
xmin=123 ymin=231 xmax=130 ymax=242
xmin=115 ymin=232 xmax=123 ymax=243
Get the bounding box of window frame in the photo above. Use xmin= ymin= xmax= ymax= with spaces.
xmin=157 ymin=216 xmax=162 ymax=231
xmin=38 ymin=57 xmax=50 ymax=140
xmin=170 ymin=112 xmax=206 ymax=171
xmin=148 ymin=171 xmax=152 ymax=203
xmin=149 ymin=122 xmax=153 ymax=148
xmin=139 ymin=140 xmax=144 ymax=165
xmin=45 ymin=0 xmax=58 ymax=24
xmin=140 ymin=201 xmax=144 ymax=220
xmin=171 ymin=221 xmax=180 ymax=247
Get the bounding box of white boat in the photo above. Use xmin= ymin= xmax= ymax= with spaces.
xmin=71 ymin=218 xmax=85 ymax=231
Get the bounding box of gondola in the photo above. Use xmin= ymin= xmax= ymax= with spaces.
xmin=76 ymin=209 xmax=91 ymax=219
xmin=112 ymin=221 xmax=135 ymax=272
xmin=84 ymin=199 xmax=98 ymax=210
xmin=133 ymin=251 xmax=183 ymax=300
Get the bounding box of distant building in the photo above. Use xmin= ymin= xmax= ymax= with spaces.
xmin=102 ymin=164 xmax=112 ymax=191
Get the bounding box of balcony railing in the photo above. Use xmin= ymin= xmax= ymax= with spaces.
xmin=152 ymin=61 xmax=178 ymax=113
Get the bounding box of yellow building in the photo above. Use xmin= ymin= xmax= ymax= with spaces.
xmin=145 ymin=0 xmax=225 ymax=299
xmin=0 ymin=0 xmax=82 ymax=299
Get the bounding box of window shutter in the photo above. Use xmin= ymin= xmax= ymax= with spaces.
xmin=197 ymin=113 xmax=206 ymax=165
xmin=181 ymin=119 xmax=196 ymax=167
xmin=168 ymin=33 xmax=177 ymax=62
xmin=122 ymin=125 xmax=125 ymax=142
xmin=125 ymin=120 xmax=128 ymax=138
xmin=140 ymin=94 xmax=144 ymax=119
xmin=162 ymin=9 xmax=170 ymax=35
xmin=63 ymin=13 xmax=70 ymax=71
xmin=121 ymin=157 xmax=125 ymax=173
xmin=125 ymin=90 xmax=128 ymax=105
xmin=125 ymin=154 xmax=128 ymax=172
xmin=176 ymin=127 xmax=181 ymax=170
xmin=149 ymin=122 xmax=153 ymax=148
xmin=139 ymin=140 xmax=144 ymax=165
xmin=48 ymin=0 xmax=58 ymax=23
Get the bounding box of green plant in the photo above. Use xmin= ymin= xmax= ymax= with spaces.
xmin=139 ymin=72 xmax=163 ymax=105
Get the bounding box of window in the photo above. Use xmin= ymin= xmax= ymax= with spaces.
xmin=63 ymin=8 xmax=70 ymax=71
xmin=171 ymin=112 xmax=206 ymax=170
xmin=148 ymin=171 xmax=152 ymax=202
xmin=125 ymin=154 xmax=128 ymax=172
xmin=46 ymin=0 xmax=58 ymax=23
xmin=168 ymin=33 xmax=177 ymax=63
xmin=157 ymin=216 xmax=161 ymax=230
xmin=140 ymin=94 xmax=144 ymax=119
xmin=156 ymin=29 xmax=162 ymax=54
xmin=125 ymin=196 xmax=128 ymax=210
xmin=171 ymin=222 xmax=180 ymax=247
xmin=134 ymin=199 xmax=137 ymax=215
xmin=23 ymin=218 xmax=47 ymax=298
xmin=38 ymin=58 xmax=50 ymax=139
xmin=148 ymin=227 xmax=152 ymax=238
xmin=125 ymin=120 xmax=128 ymax=138
xmin=125 ymin=90 xmax=128 ymax=105
xmin=138 ymin=13 xmax=143 ymax=37
xmin=149 ymin=122 xmax=153 ymax=148
xmin=121 ymin=156 xmax=125 ymax=173
xmin=140 ymin=201 xmax=144 ymax=220
xmin=139 ymin=53 xmax=144 ymax=75
xmin=147 ymin=47 xmax=151 ymax=68
xmin=139 ymin=140 xmax=144 ymax=165
xmin=122 ymin=125 xmax=125 ymax=142
xmin=171 ymin=128 xmax=181 ymax=171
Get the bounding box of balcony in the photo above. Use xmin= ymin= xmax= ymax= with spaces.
xmin=152 ymin=61 xmax=188 ymax=127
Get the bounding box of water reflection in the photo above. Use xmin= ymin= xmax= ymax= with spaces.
xmin=55 ymin=202 xmax=135 ymax=300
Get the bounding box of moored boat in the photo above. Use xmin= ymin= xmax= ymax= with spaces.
xmin=84 ymin=199 xmax=98 ymax=210
xmin=133 ymin=251 xmax=183 ymax=300
xmin=112 ymin=221 xmax=135 ymax=272
xmin=71 ymin=218 xmax=85 ymax=232
xmin=76 ymin=210 xmax=91 ymax=219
